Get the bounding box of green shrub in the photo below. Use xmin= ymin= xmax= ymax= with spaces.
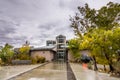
xmin=87 ymin=62 xmax=93 ymax=69
xmin=31 ymin=58 xmax=37 ymax=64
xmin=0 ymin=58 xmax=4 ymax=65
xmin=36 ymin=56 xmax=46 ymax=63
xmin=31 ymin=56 xmax=46 ymax=64
xmin=0 ymin=58 xmax=2 ymax=65
xmin=17 ymin=53 xmax=31 ymax=60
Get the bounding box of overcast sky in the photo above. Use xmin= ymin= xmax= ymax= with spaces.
xmin=0 ymin=0 xmax=120 ymax=47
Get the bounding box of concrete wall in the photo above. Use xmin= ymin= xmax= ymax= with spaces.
xmin=31 ymin=50 xmax=54 ymax=61
xmin=68 ymin=50 xmax=74 ymax=61
xmin=80 ymin=50 xmax=90 ymax=55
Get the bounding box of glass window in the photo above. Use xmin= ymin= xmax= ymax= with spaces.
xmin=57 ymin=44 xmax=65 ymax=49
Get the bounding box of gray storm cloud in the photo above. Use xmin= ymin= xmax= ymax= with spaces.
xmin=0 ymin=0 xmax=119 ymax=47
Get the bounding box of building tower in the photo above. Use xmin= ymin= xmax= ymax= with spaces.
xmin=56 ymin=35 xmax=67 ymax=61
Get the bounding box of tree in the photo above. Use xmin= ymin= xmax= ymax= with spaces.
xmin=70 ymin=2 xmax=120 ymax=36
xmin=68 ymin=38 xmax=81 ymax=62
xmin=0 ymin=43 xmax=14 ymax=64
xmin=18 ymin=44 xmax=30 ymax=60
xmin=112 ymin=27 xmax=120 ymax=62
xmin=90 ymin=29 xmax=114 ymax=71
xmin=70 ymin=2 xmax=120 ymax=72
xmin=83 ymin=28 xmax=120 ymax=72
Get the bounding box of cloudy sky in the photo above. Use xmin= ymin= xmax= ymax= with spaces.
xmin=0 ymin=0 xmax=120 ymax=47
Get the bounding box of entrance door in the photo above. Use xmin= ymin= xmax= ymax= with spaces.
xmin=57 ymin=51 xmax=66 ymax=61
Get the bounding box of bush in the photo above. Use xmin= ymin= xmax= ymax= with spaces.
xmin=0 ymin=58 xmax=4 ymax=65
xmin=31 ymin=58 xmax=37 ymax=64
xmin=36 ymin=56 xmax=46 ymax=63
xmin=87 ymin=62 xmax=93 ymax=69
xmin=0 ymin=58 xmax=2 ymax=65
xmin=32 ymin=56 xmax=46 ymax=64
xmin=17 ymin=53 xmax=31 ymax=60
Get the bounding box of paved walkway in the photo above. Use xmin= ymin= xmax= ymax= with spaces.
xmin=0 ymin=62 xmax=120 ymax=80
xmin=0 ymin=63 xmax=47 ymax=80
xmin=70 ymin=63 xmax=120 ymax=80
xmin=10 ymin=62 xmax=67 ymax=80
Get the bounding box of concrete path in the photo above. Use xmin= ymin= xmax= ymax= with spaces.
xmin=70 ymin=63 xmax=120 ymax=80
xmin=10 ymin=62 xmax=67 ymax=80
xmin=0 ymin=63 xmax=47 ymax=80
xmin=0 ymin=62 xmax=119 ymax=80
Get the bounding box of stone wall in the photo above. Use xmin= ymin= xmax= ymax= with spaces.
xmin=12 ymin=60 xmax=32 ymax=65
xmin=31 ymin=50 xmax=54 ymax=61
xmin=68 ymin=50 xmax=74 ymax=61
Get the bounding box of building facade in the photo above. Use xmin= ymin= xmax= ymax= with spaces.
xmin=30 ymin=35 xmax=71 ymax=61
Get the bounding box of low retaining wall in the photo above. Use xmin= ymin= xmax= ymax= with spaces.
xmin=12 ymin=60 xmax=32 ymax=65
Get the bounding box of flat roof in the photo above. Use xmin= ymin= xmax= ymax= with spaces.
xmin=30 ymin=46 xmax=55 ymax=51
